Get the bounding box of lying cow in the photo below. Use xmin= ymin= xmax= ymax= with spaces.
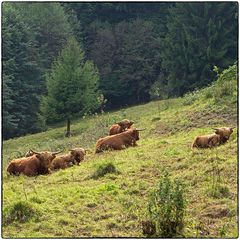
xmin=213 ymin=127 xmax=235 ymax=144
xmin=96 ymin=128 xmax=144 ymax=153
xmin=7 ymin=150 xmax=61 ymax=176
xmin=50 ymin=148 xmax=87 ymax=171
xmin=192 ymin=127 xmax=235 ymax=148
xmin=109 ymin=119 xmax=134 ymax=135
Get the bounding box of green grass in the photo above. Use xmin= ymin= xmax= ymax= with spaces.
xmin=2 ymin=74 xmax=238 ymax=238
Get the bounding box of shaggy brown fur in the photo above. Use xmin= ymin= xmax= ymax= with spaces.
xmin=192 ymin=133 xmax=221 ymax=148
xmin=25 ymin=149 xmax=44 ymax=157
xmin=50 ymin=148 xmax=86 ymax=170
xmin=96 ymin=128 xmax=140 ymax=153
xmin=214 ymin=127 xmax=234 ymax=144
xmin=7 ymin=152 xmax=57 ymax=176
xmin=109 ymin=119 xmax=134 ymax=135
xmin=192 ymin=127 xmax=235 ymax=148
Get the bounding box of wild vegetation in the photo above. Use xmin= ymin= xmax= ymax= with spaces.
xmin=2 ymin=2 xmax=238 ymax=139
xmin=2 ymin=64 xmax=237 ymax=238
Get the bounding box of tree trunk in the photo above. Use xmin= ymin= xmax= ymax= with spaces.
xmin=65 ymin=118 xmax=71 ymax=137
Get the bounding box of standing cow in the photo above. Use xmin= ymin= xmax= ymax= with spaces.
xmin=109 ymin=119 xmax=134 ymax=135
xmin=96 ymin=128 xmax=144 ymax=153
xmin=7 ymin=150 xmax=61 ymax=176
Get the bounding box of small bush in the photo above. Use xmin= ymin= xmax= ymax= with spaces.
xmin=3 ymin=201 xmax=37 ymax=225
xmin=92 ymin=162 xmax=118 ymax=179
xmin=207 ymin=63 xmax=237 ymax=103
xmin=182 ymin=90 xmax=199 ymax=106
xmin=202 ymin=84 xmax=214 ymax=99
xmin=144 ymin=171 xmax=186 ymax=237
xmin=205 ymin=183 xmax=230 ymax=199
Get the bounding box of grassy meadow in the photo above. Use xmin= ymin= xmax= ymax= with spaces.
xmin=2 ymin=71 xmax=238 ymax=238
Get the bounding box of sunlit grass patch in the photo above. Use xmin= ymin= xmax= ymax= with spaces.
xmin=2 ymin=78 xmax=237 ymax=238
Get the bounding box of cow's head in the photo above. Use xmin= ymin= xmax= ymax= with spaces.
xmin=31 ymin=150 xmax=61 ymax=167
xmin=213 ymin=127 xmax=235 ymax=142
xmin=70 ymin=148 xmax=86 ymax=165
xmin=129 ymin=128 xmax=145 ymax=141
xmin=116 ymin=119 xmax=134 ymax=131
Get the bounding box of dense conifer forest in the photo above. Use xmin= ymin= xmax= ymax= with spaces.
xmin=2 ymin=2 xmax=238 ymax=139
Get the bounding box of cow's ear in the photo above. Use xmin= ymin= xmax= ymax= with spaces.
xmin=129 ymin=121 xmax=134 ymax=126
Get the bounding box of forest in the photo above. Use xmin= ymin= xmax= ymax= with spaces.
xmin=2 ymin=2 xmax=238 ymax=140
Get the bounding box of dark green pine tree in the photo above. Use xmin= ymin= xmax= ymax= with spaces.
xmin=16 ymin=2 xmax=73 ymax=72
xmin=161 ymin=2 xmax=238 ymax=97
xmin=114 ymin=19 xmax=162 ymax=105
xmin=2 ymin=3 xmax=42 ymax=139
xmin=41 ymin=37 xmax=101 ymax=137
xmin=89 ymin=19 xmax=162 ymax=107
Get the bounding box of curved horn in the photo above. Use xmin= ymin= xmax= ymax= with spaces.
xmin=230 ymin=127 xmax=236 ymax=130
xmin=136 ymin=128 xmax=146 ymax=131
xmin=29 ymin=149 xmax=41 ymax=155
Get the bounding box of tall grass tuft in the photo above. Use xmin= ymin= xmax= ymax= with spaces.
xmin=3 ymin=201 xmax=38 ymax=225
xmin=91 ymin=162 xmax=118 ymax=179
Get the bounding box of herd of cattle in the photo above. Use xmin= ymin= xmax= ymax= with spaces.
xmin=6 ymin=119 xmax=235 ymax=177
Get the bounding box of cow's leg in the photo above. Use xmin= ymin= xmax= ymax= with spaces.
xmin=120 ymin=145 xmax=127 ymax=150
xmin=24 ymin=167 xmax=37 ymax=176
xmin=208 ymin=138 xmax=218 ymax=148
xmin=131 ymin=140 xmax=138 ymax=147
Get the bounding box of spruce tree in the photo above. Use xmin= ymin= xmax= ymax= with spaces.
xmin=2 ymin=3 xmax=42 ymax=139
xmin=161 ymin=2 xmax=238 ymax=96
xmin=41 ymin=37 xmax=100 ymax=137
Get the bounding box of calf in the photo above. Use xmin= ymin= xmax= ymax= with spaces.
xmin=7 ymin=151 xmax=61 ymax=176
xmin=96 ymin=128 xmax=144 ymax=153
xmin=50 ymin=148 xmax=86 ymax=170
xmin=109 ymin=119 xmax=134 ymax=135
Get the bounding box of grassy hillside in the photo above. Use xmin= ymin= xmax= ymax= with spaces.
xmin=2 ymin=65 xmax=238 ymax=238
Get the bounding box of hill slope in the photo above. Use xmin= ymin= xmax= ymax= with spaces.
xmin=2 ymin=64 xmax=238 ymax=238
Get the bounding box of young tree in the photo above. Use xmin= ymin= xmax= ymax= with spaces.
xmin=41 ymin=37 xmax=101 ymax=137
xmin=2 ymin=2 xmax=77 ymax=139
